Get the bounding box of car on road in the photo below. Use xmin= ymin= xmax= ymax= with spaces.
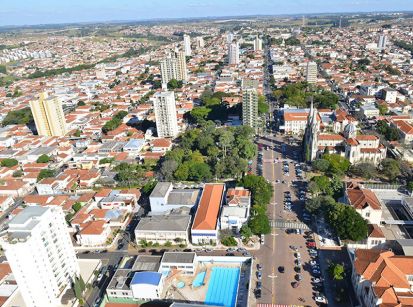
xmin=226 ymin=248 xmax=236 ymax=252
xmin=315 ymin=295 xmax=327 ymax=304
xmin=306 ymin=242 xmax=316 ymax=248
xmin=93 ymin=297 xmax=102 ymax=307
xmin=278 ymin=266 xmax=285 ymax=273
xmin=226 ymin=253 xmax=235 ymax=256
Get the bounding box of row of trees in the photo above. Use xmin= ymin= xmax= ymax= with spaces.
xmin=273 ymin=82 xmax=339 ymax=109
xmin=239 ymin=175 xmax=273 ymax=236
xmin=305 ymin=195 xmax=368 ymax=241
xmin=159 ymin=123 xmax=257 ymax=182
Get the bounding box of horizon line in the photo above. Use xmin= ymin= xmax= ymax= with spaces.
xmin=0 ymin=9 xmax=411 ymax=29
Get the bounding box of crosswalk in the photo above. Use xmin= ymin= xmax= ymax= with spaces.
xmin=270 ymin=219 xmax=310 ymax=230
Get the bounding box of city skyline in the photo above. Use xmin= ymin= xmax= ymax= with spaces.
xmin=1 ymin=0 xmax=413 ymax=26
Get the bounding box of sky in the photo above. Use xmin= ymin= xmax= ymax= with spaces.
xmin=1 ymin=0 xmax=413 ymax=26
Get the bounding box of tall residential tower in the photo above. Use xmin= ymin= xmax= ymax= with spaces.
xmin=30 ymin=92 xmax=67 ymax=136
xmin=228 ymin=41 xmax=240 ymax=65
xmin=160 ymin=50 xmax=188 ymax=84
xmin=0 ymin=206 xmax=80 ymax=307
xmin=153 ymin=91 xmax=179 ymax=138
xmin=183 ymin=34 xmax=192 ymax=56
xmin=242 ymin=82 xmax=259 ymax=131
xmin=305 ymin=61 xmax=318 ymax=84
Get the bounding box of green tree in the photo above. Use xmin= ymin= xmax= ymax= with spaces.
xmin=327 ymin=202 xmax=368 ymax=241
xmin=1 ymin=158 xmax=18 ymax=168
xmin=188 ymin=107 xmax=211 ymax=123
xmin=378 ymin=104 xmax=388 ymax=115
xmin=72 ymin=202 xmax=82 ymax=212
xmin=240 ymin=224 xmax=253 ymax=241
xmin=249 ymin=212 xmax=271 ymax=235
xmin=167 ymin=78 xmax=183 ymax=90
xmin=380 ymin=158 xmax=401 ymax=182
xmin=239 ymin=175 xmax=273 ymax=206
xmin=12 ymin=170 xmax=23 ymax=177
xmin=329 ymin=263 xmax=345 ymax=281
xmin=221 ymin=236 xmax=237 ymax=246
xmin=258 ymin=95 xmax=269 ymax=114
xmin=36 ymin=154 xmax=50 ymax=163
xmin=322 ymin=154 xmax=350 ymax=175
xmin=0 ymin=65 xmax=6 ymax=74
xmin=142 ymin=180 xmax=157 ymax=195
xmin=312 ymin=159 xmax=330 ymax=172
xmin=174 ymin=163 xmax=190 ymax=181
xmin=188 ymin=162 xmax=212 ymax=182
xmin=37 ymin=169 xmax=56 ymax=182
xmin=2 ymin=108 xmax=33 ymax=126
xmin=349 ymin=163 xmax=377 ymax=180
xmin=310 ymin=175 xmax=333 ymax=196
xmin=305 ymin=195 xmax=335 ymax=214
xmin=77 ymin=100 xmax=86 ymax=107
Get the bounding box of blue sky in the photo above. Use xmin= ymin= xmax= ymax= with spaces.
xmin=1 ymin=0 xmax=412 ymax=26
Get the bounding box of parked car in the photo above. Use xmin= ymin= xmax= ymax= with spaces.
xmin=255 ymin=289 xmax=262 ymax=299
xmin=256 ymin=281 xmax=262 ymax=289
xmin=295 ymin=274 xmax=303 ymax=281
xmin=257 ymin=271 xmax=262 ymax=280
xmin=278 ymin=266 xmax=285 ymax=273
xmin=312 ymin=277 xmax=323 ymax=284
xmin=315 ymin=295 xmax=327 ymax=304
xmin=292 ymin=281 xmax=300 ymax=288
xmin=257 ymin=264 xmax=263 ymax=271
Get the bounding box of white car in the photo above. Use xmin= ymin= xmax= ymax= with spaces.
xmin=315 ymin=295 xmax=327 ymax=303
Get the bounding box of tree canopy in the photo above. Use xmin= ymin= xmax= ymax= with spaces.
xmin=2 ymin=108 xmax=33 ymax=126
xmin=102 ymin=110 xmax=128 ymax=134
xmin=36 ymin=154 xmax=50 ymax=163
xmin=0 ymin=158 xmax=18 ymax=168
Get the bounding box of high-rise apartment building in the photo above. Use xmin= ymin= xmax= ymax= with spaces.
xmin=196 ymin=36 xmax=205 ymax=49
xmin=1 ymin=206 xmax=79 ymax=307
xmin=160 ymin=50 xmax=188 ymax=84
xmin=228 ymin=41 xmax=240 ymax=65
xmin=227 ymin=32 xmax=234 ymax=44
xmin=153 ymin=91 xmax=179 ymax=138
xmin=254 ymin=36 xmax=262 ymax=51
xmin=29 ymin=92 xmax=67 ymax=136
xmin=305 ymin=61 xmax=318 ymax=84
xmin=183 ymin=34 xmax=191 ymax=56
xmin=242 ymin=84 xmax=259 ymax=130
xmin=377 ymin=34 xmax=387 ymax=50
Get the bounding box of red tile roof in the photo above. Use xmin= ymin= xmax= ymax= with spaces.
xmin=347 ymin=186 xmax=381 ymax=210
xmin=192 ymin=183 xmax=225 ymax=230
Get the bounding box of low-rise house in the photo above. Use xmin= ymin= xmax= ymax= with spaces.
xmin=220 ymin=187 xmax=251 ymax=232
xmin=344 ymin=183 xmax=382 ymax=224
xmin=76 ymin=220 xmax=111 ymax=247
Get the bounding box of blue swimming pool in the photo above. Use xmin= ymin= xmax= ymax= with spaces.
xmin=205 ymin=267 xmax=240 ymax=307
xmin=193 ymin=271 xmax=206 ymax=288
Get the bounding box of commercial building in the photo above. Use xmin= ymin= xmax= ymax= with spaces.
xmin=228 ymin=41 xmax=240 ymax=65
xmin=29 ymin=92 xmax=67 ymax=136
xmin=305 ymin=61 xmax=318 ymax=84
xmin=153 ymin=91 xmax=179 ymax=138
xmin=0 ymin=206 xmax=80 ymax=307
xmin=191 ymin=183 xmax=225 ymax=244
xmin=135 ymin=213 xmax=191 ymax=244
xmin=160 ymin=50 xmax=188 ymax=84
xmin=149 ymin=182 xmax=201 ymax=214
xmin=183 ymin=34 xmax=191 ymax=56
xmin=242 ymin=85 xmax=259 ymax=131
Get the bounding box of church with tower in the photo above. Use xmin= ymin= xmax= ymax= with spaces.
xmin=303 ymin=101 xmax=386 ymax=165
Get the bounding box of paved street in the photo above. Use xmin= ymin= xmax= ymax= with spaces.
xmin=253 ymin=133 xmax=318 ymax=306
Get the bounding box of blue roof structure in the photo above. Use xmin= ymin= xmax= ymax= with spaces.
xmin=131 ymin=272 xmax=162 ymax=286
